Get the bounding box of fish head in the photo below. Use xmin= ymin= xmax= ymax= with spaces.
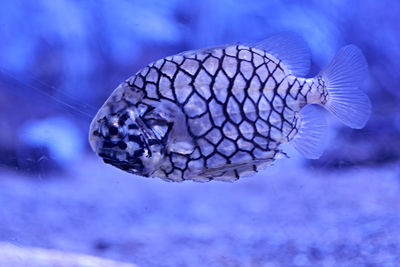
xmin=89 ymin=84 xmax=172 ymax=177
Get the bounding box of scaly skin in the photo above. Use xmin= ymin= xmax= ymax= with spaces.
xmin=89 ymin=44 xmax=324 ymax=182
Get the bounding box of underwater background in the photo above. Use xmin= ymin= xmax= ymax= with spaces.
xmin=0 ymin=0 xmax=399 ymax=266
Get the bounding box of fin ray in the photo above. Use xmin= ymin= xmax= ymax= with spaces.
xmin=189 ymin=158 xmax=276 ymax=182
xmin=292 ymin=105 xmax=327 ymax=159
xmin=321 ymin=45 xmax=371 ymax=129
xmin=252 ymin=32 xmax=311 ymax=77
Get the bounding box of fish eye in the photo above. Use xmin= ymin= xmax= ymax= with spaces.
xmin=109 ymin=126 xmax=119 ymax=135
xmin=100 ymin=121 xmax=126 ymax=141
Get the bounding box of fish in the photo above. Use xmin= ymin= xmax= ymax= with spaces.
xmin=89 ymin=33 xmax=371 ymax=182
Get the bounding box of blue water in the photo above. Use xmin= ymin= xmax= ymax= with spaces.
xmin=0 ymin=0 xmax=399 ymax=266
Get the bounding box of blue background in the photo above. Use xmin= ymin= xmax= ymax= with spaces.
xmin=0 ymin=0 xmax=399 ymax=266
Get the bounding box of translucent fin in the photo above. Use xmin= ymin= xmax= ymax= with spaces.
xmin=321 ymin=45 xmax=371 ymax=129
xmin=291 ymin=105 xmax=327 ymax=159
xmin=190 ymin=158 xmax=275 ymax=182
xmin=177 ymin=43 xmax=237 ymax=57
xmin=252 ymin=32 xmax=311 ymax=77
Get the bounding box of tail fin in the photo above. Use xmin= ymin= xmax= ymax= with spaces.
xmin=320 ymin=45 xmax=371 ymax=129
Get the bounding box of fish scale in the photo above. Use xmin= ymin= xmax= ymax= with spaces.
xmin=125 ymin=45 xmax=303 ymax=181
xmin=89 ymin=33 xmax=371 ymax=182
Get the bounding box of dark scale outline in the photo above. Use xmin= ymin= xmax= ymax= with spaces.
xmin=205 ymin=127 xmax=223 ymax=144
xmin=298 ymin=79 xmax=309 ymax=99
xmin=316 ymin=76 xmax=328 ymax=104
xmin=231 ymin=72 xmax=248 ymax=104
xmin=180 ymin=57 xmax=213 ymax=120
xmin=221 ymin=121 xmax=240 ymax=142
xmin=231 ymin=48 xmax=262 ymax=147
xmin=261 ymin=66 xmax=284 ymax=141
xmin=184 ymin=55 xmax=221 ymax=133
xmin=166 ymin=52 xmax=223 ymax=178
xmin=153 ymin=58 xmax=172 ymax=102
xmin=242 ymin=54 xmax=281 ymax=151
xmin=120 ymin=57 xmax=200 ymax=180
xmin=252 ymin=56 xmax=296 ymax=150
xmin=159 ymin=59 xmax=181 ymax=102
xmin=282 ymin=77 xmax=299 ymax=111
xmin=121 ymin=44 xmax=316 ymax=181
xmin=196 ymin=49 xmax=241 ymax=165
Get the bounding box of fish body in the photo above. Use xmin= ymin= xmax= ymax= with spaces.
xmin=89 ymin=33 xmax=371 ymax=182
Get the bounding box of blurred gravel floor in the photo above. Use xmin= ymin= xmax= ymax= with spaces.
xmin=0 ymin=156 xmax=399 ymax=267
xmin=0 ymin=242 xmax=136 ymax=267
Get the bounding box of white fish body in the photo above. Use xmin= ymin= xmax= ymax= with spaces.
xmin=89 ymin=33 xmax=371 ymax=182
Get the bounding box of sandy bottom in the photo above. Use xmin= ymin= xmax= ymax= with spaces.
xmin=0 ymin=156 xmax=399 ymax=266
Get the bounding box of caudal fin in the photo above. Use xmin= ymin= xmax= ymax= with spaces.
xmin=320 ymin=45 xmax=371 ymax=129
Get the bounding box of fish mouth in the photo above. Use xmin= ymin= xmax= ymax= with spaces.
xmin=98 ymin=151 xmax=146 ymax=175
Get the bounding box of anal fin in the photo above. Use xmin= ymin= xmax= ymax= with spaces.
xmin=189 ymin=158 xmax=276 ymax=182
xmin=291 ymin=105 xmax=327 ymax=159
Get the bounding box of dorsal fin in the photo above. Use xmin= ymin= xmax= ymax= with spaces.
xmin=252 ymin=32 xmax=311 ymax=77
xmin=176 ymin=43 xmax=238 ymax=58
